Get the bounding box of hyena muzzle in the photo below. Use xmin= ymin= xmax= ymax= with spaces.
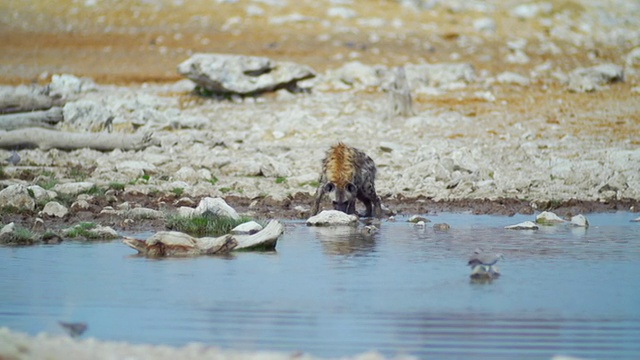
xmin=311 ymin=143 xmax=382 ymax=218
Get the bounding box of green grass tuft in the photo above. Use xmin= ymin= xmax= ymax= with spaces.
xmin=109 ymin=182 xmax=125 ymax=191
xmin=65 ymin=222 xmax=99 ymax=239
xmin=166 ymin=213 xmax=254 ymax=237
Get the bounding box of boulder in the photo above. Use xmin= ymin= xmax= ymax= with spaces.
xmin=405 ymin=63 xmax=475 ymax=89
xmin=40 ymin=201 xmax=68 ymax=218
xmin=177 ymin=53 xmax=316 ymax=95
xmin=570 ymin=214 xmax=589 ymax=227
xmin=306 ymin=210 xmax=359 ymax=226
xmin=505 ymin=221 xmax=539 ymax=230
xmin=567 ymin=64 xmax=624 ymax=92
xmin=193 ymin=197 xmax=240 ymax=220
xmin=536 ymin=211 xmax=565 ymax=225
xmin=0 ymin=184 xmax=35 ymax=211
xmin=52 ymin=182 xmax=95 ymax=196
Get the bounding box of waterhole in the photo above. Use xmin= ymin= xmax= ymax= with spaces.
xmin=1 ymin=212 xmax=639 ymax=359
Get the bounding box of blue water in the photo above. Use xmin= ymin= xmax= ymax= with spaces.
xmin=1 ymin=212 xmax=639 ymax=359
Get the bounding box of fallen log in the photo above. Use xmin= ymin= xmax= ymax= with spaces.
xmin=0 ymin=107 xmax=63 ymax=130
xmin=0 ymin=128 xmax=156 ymax=151
xmin=0 ymin=88 xmax=62 ymax=114
xmin=122 ymin=220 xmax=284 ymax=257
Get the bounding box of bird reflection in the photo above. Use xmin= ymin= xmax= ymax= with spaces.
xmin=59 ymin=321 xmax=88 ymax=338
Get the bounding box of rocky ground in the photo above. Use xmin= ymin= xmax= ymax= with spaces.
xmin=1 ymin=0 xmax=640 ymax=357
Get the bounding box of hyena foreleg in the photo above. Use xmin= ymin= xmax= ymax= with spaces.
xmin=311 ymin=174 xmax=327 ymax=215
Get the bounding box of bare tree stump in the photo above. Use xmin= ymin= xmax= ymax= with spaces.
xmin=385 ymin=66 xmax=415 ymax=119
xmin=0 ymin=107 xmax=63 ymax=130
xmin=0 ymin=128 xmax=156 ymax=151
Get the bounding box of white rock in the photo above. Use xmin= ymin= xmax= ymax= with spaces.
xmin=473 ymin=17 xmax=496 ymax=33
xmin=40 ymin=201 xmax=68 ymax=218
xmin=324 ymin=61 xmax=385 ymax=88
xmin=70 ymin=199 xmax=91 ymax=211
xmin=511 ymin=3 xmax=552 ymax=19
xmin=52 ymin=182 xmax=95 ymax=196
xmin=177 ymin=206 xmax=196 ymax=217
xmin=570 ymin=214 xmax=589 ymax=227
xmin=505 ymin=221 xmax=539 ymax=230
xmin=306 ymin=210 xmax=359 ymax=226
xmin=128 ymin=207 xmax=165 ymax=219
xmin=49 ymin=74 xmax=96 ymax=99
xmin=327 ymin=7 xmax=357 ymax=19
xmin=231 ymin=221 xmax=263 ymax=234
xmin=625 ymin=47 xmax=640 ymax=67
xmin=567 ymin=64 xmax=624 ymax=93
xmin=0 ymin=184 xmax=35 ymax=211
xmin=116 ymin=161 xmax=157 ymax=178
xmin=62 ymin=100 xmax=111 ymax=132
xmin=88 ymin=225 xmax=119 ymax=239
xmin=405 ymin=63 xmax=475 ymax=89
xmin=194 ymin=197 xmax=240 ymax=220
xmin=268 ymin=13 xmax=313 ymax=25
xmin=177 ymin=53 xmax=316 ymax=95
xmin=631 ymin=217 xmax=640 ymax=222
xmin=496 ymin=72 xmax=530 ymax=86
xmin=0 ymin=222 xmax=16 ymax=236
xmin=173 ymin=167 xmax=200 ymax=183
xmin=408 ymin=215 xmax=430 ymax=223
xmin=27 ymin=185 xmax=57 ymax=202
xmin=260 ymin=158 xmax=291 ymax=178
xmin=245 ymin=5 xmax=264 ymax=16
xmin=536 ymin=211 xmax=565 ymax=225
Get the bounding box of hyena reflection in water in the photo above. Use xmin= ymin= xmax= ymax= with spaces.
xmin=311 ymin=142 xmax=383 ymax=218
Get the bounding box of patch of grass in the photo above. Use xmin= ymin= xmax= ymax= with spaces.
xmin=1 ymin=205 xmax=27 ymax=215
xmin=166 ymin=213 xmax=254 ymax=237
xmin=85 ymin=186 xmax=105 ymax=196
xmin=65 ymin=222 xmax=98 ymax=239
xmin=109 ymin=182 xmax=125 ymax=191
xmin=36 ymin=175 xmax=58 ymax=190
xmin=130 ymin=174 xmax=151 ymax=185
xmin=208 ymin=176 xmax=219 ymax=185
xmin=301 ymin=180 xmax=320 ymax=188
xmin=275 ymin=176 xmax=287 ymax=184
xmin=0 ymin=166 xmax=4 ymax=180
xmin=0 ymin=225 xmax=36 ymax=245
xmin=171 ymin=187 xmax=185 ymax=196
xmin=69 ymin=166 xmax=92 ymax=181
xmin=219 ymin=187 xmax=232 ymax=194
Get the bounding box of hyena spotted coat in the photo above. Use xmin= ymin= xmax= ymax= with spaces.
xmin=311 ymin=143 xmax=383 ymax=218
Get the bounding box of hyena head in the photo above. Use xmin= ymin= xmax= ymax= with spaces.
xmin=323 ymin=181 xmax=357 ymax=213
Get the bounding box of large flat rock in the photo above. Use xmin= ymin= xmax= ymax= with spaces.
xmin=177 ymin=53 xmax=316 ymax=96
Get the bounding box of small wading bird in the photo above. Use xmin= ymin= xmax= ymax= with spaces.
xmin=468 ymin=249 xmax=504 ymax=278
xmin=58 ymin=321 xmax=88 ymax=338
xmin=5 ymin=150 xmax=20 ymax=165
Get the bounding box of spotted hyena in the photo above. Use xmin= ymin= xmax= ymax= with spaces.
xmin=311 ymin=142 xmax=382 ymax=218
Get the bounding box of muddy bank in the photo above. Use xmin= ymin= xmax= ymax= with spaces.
xmin=2 ymin=191 xmax=638 ymax=235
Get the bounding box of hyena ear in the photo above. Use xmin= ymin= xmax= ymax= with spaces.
xmin=346 ymin=182 xmax=357 ymax=193
xmin=323 ymin=182 xmax=336 ymax=192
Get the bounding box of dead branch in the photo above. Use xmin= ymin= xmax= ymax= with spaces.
xmin=0 ymin=107 xmax=63 ymax=130
xmin=0 ymin=128 xmax=157 ymax=151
